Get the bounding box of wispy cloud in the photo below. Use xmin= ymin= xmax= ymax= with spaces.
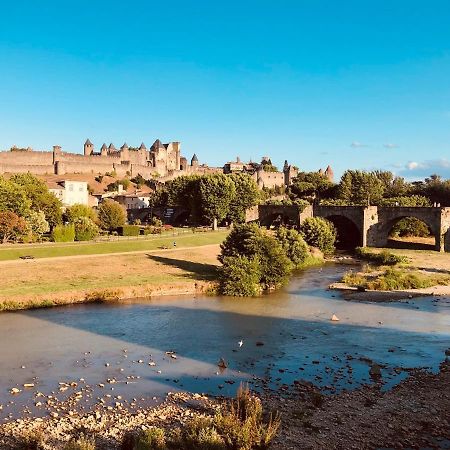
xmin=398 ymin=159 xmax=450 ymax=180
xmin=351 ymin=141 xmax=369 ymax=148
xmin=383 ymin=143 xmax=399 ymax=149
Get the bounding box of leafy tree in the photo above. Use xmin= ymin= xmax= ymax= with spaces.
xmin=289 ymin=171 xmax=334 ymax=201
xmin=227 ymin=173 xmax=260 ymax=224
xmin=199 ymin=174 xmax=236 ymax=228
xmin=257 ymin=234 xmax=293 ymax=290
xmin=260 ymin=158 xmax=278 ymax=172
xmin=219 ymin=223 xmax=293 ymax=293
xmin=74 ymin=217 xmax=99 ymax=241
xmin=390 ymin=217 xmax=431 ymax=238
xmin=0 ymin=211 xmax=28 ymax=243
xmin=65 ymin=204 xmax=97 ymax=223
xmin=338 ymin=170 xmax=384 ymax=205
xmin=220 ymin=256 xmax=262 ymax=296
xmin=0 ymin=176 xmax=31 ymax=217
xmin=26 ymin=210 xmax=50 ymax=241
xmin=380 ymin=195 xmax=431 ymax=207
xmin=219 ymin=223 xmax=265 ymax=264
xmin=373 ymin=171 xmax=410 ymax=198
xmin=300 ymin=217 xmax=336 ymax=255
xmin=98 ymin=199 xmax=127 ymax=231
xmin=10 ymin=173 xmax=62 ymax=227
xmin=275 ymin=227 xmax=309 ymax=268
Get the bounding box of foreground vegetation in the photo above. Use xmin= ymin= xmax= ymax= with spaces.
xmin=11 ymin=386 xmax=280 ymax=450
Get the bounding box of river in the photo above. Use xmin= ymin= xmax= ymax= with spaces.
xmin=0 ymin=263 xmax=449 ymax=420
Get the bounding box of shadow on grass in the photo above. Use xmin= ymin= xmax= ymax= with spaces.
xmin=387 ymin=238 xmax=435 ymax=251
xmin=146 ymin=254 xmax=219 ymax=281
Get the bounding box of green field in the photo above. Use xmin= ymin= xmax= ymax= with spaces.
xmin=0 ymin=230 xmax=228 ymax=261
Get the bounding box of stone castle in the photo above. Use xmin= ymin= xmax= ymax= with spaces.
xmin=0 ymin=139 xmax=204 ymax=179
xmin=0 ymin=140 xmax=333 ymax=188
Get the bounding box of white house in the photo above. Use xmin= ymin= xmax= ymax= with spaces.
xmin=115 ymin=193 xmax=152 ymax=210
xmin=48 ymin=180 xmax=89 ymax=206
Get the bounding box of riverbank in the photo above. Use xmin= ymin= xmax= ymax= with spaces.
xmin=1 ymin=359 xmax=448 ymax=449
xmin=0 ymin=237 xmax=226 ymax=311
xmin=329 ymin=247 xmax=450 ymax=301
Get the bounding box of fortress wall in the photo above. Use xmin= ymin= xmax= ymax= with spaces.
xmin=60 ymin=153 xmax=121 ymax=164
xmin=127 ymin=150 xmax=149 ymax=166
xmin=0 ymin=150 xmax=53 ymax=165
xmin=0 ymin=163 xmax=55 ymax=174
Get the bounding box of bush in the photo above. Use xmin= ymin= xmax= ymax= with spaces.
xmin=120 ymin=225 xmax=141 ymax=236
xmin=275 ymin=226 xmax=309 ymax=268
xmin=150 ymin=216 xmax=163 ymax=227
xmin=390 ymin=217 xmax=431 ymax=238
xmin=219 ymin=223 xmax=293 ymax=294
xmin=135 ymin=427 xmax=167 ymax=450
xmin=62 ymin=437 xmax=95 ymax=450
xmin=52 ymin=224 xmax=75 ymax=242
xmin=98 ymin=199 xmax=127 ymax=231
xmin=220 ymin=256 xmax=262 ymax=297
xmin=65 ymin=204 xmax=97 ymax=223
xmin=144 ymin=226 xmax=162 ymax=235
xmin=74 ymin=217 xmax=99 ymax=241
xmin=355 ymin=247 xmax=407 ymax=265
xmin=300 ymin=217 xmax=336 ymax=256
xmin=0 ymin=211 xmax=28 ymax=244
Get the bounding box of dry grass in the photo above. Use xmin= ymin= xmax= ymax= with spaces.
xmin=0 ymin=245 xmax=222 ymax=309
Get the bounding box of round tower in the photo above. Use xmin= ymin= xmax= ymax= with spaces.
xmin=84 ymin=139 xmax=93 ymax=156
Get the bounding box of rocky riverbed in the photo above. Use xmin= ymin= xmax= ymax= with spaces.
xmin=1 ymin=359 xmax=449 ymax=449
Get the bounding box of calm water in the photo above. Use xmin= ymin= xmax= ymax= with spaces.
xmin=0 ymin=264 xmax=449 ymax=420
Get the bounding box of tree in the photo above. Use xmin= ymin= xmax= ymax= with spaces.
xmin=219 ymin=256 xmax=262 ymax=297
xmin=10 ymin=173 xmax=62 ymax=227
xmin=300 ymin=217 xmax=336 ymax=255
xmin=275 ymin=227 xmax=309 ymax=268
xmin=0 ymin=176 xmax=31 ymax=217
xmin=74 ymin=217 xmax=99 ymax=241
xmin=338 ymin=170 xmax=384 ymax=205
xmin=289 ymin=172 xmax=334 ymax=201
xmin=0 ymin=211 xmax=28 ymax=243
xmin=199 ymin=174 xmax=236 ymax=228
xmin=98 ymin=200 xmax=127 ymax=231
xmin=26 ymin=210 xmax=50 ymax=241
xmin=227 ymin=173 xmax=260 ymax=224
xmin=65 ymin=204 xmax=97 ymax=223
xmin=219 ymin=223 xmax=293 ymax=293
xmin=380 ymin=195 xmax=430 ymax=207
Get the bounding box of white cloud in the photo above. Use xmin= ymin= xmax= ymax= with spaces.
xmin=383 ymin=143 xmax=399 ymax=149
xmin=399 ymin=159 xmax=450 ymax=180
xmin=351 ymin=141 xmax=369 ymax=148
xmin=407 ymin=161 xmax=419 ymax=170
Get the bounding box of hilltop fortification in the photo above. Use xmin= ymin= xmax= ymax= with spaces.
xmin=0 ymin=139 xmax=204 ymax=178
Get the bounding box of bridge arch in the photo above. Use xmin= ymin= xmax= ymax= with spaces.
xmin=325 ymin=215 xmax=363 ymax=249
xmin=376 ymin=207 xmax=443 ymax=251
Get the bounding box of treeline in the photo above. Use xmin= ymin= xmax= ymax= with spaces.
xmin=287 ymin=169 xmax=449 ymax=207
xmin=151 ymin=173 xmax=261 ymax=227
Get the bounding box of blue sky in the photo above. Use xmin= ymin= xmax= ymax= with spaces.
xmin=1 ymin=0 xmax=450 ymax=180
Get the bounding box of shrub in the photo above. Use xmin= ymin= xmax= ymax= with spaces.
xmin=135 ymin=427 xmax=167 ymax=450
xmin=65 ymin=204 xmax=97 ymax=223
xmin=144 ymin=226 xmax=162 ymax=235
xmin=25 ymin=210 xmax=50 ymax=241
xmin=390 ymin=217 xmax=431 ymax=238
xmin=220 ymin=256 xmax=262 ymax=297
xmin=300 ymin=217 xmax=336 ymax=255
xmin=275 ymin=226 xmax=309 ymax=268
xmin=355 ymin=247 xmax=407 ymax=265
xmin=150 ymin=216 xmax=163 ymax=227
xmin=74 ymin=217 xmax=99 ymax=241
xmin=98 ymin=199 xmax=127 ymax=231
xmin=0 ymin=211 xmax=28 ymax=243
xmin=62 ymin=436 xmax=96 ymax=450
xmin=219 ymin=223 xmax=293 ymax=293
xmin=120 ymin=225 xmax=141 ymax=236
xmin=52 ymin=224 xmax=75 ymax=242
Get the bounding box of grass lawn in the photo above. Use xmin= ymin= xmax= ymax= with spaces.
xmin=0 ymin=230 xmax=228 ymax=261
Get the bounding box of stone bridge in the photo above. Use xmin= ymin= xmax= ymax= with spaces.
xmin=248 ymin=204 xmax=450 ymax=252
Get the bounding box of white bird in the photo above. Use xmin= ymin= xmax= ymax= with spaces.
xmin=238 ymin=340 xmax=243 ymax=348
